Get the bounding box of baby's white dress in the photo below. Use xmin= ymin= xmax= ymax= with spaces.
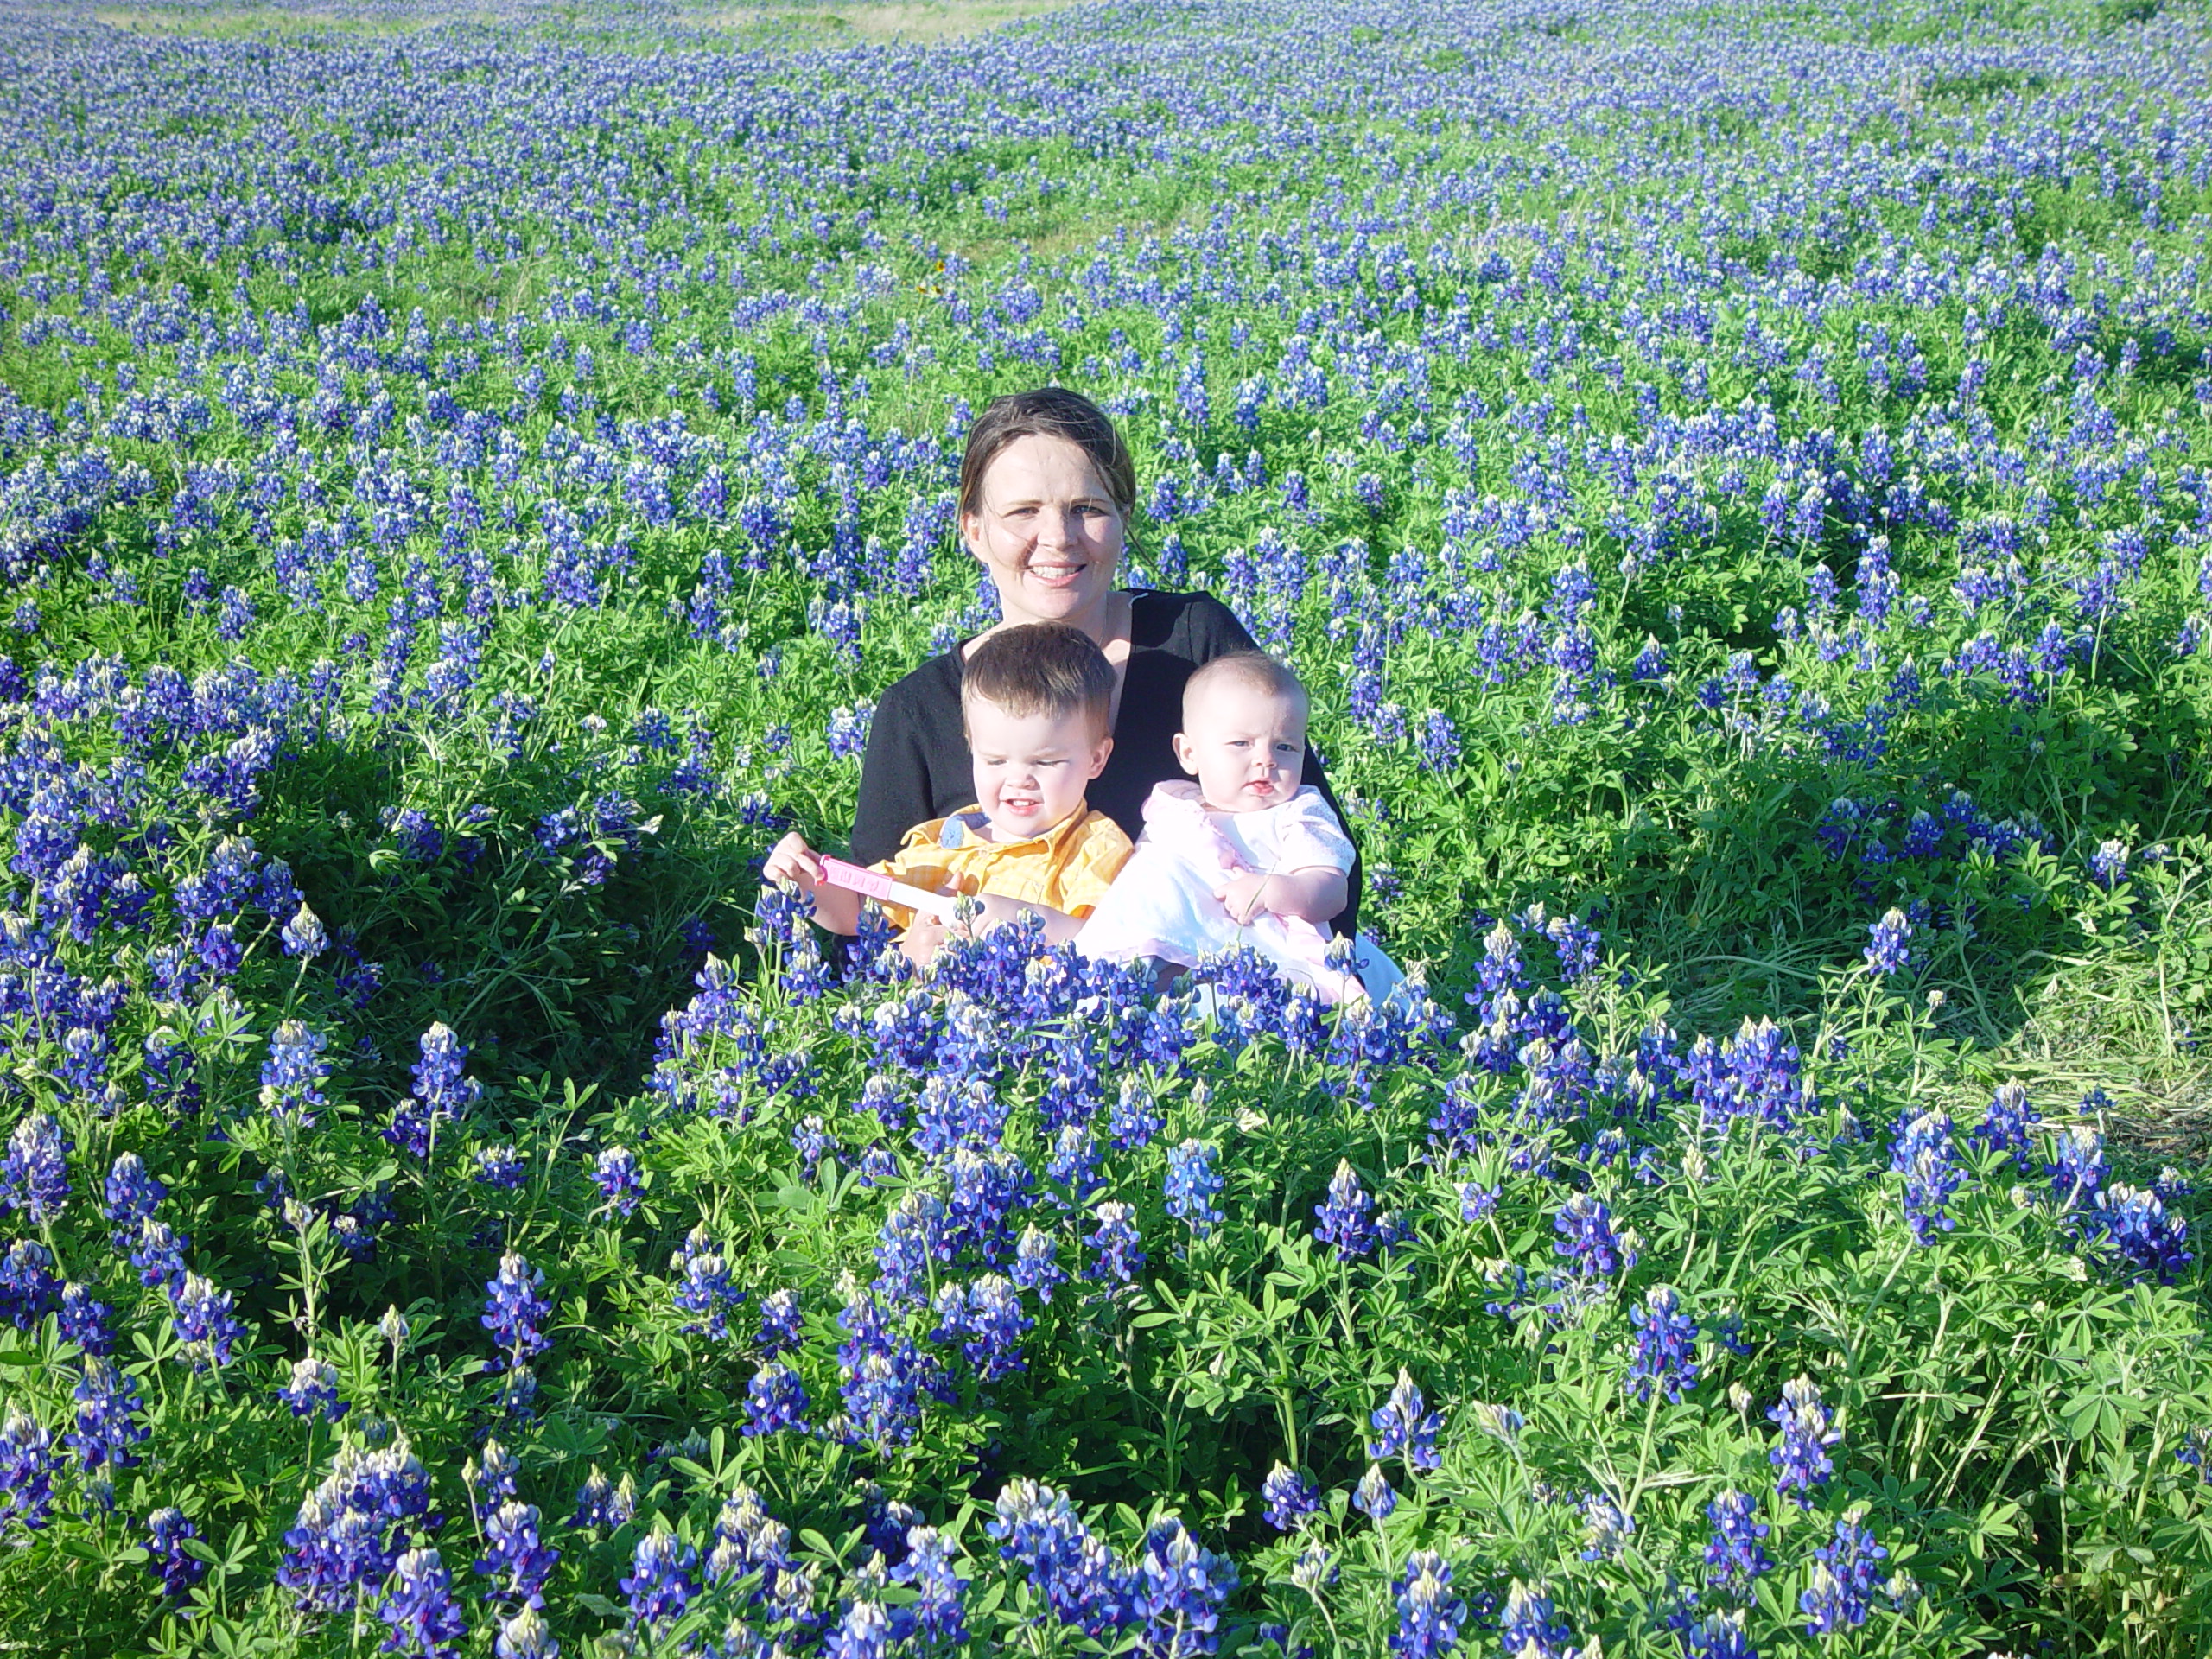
xmin=1077 ymin=781 xmax=1373 ymax=1001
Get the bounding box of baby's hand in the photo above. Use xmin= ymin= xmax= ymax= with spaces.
xmin=1218 ymin=872 xmax=1275 ymax=925
xmin=763 ymin=831 xmax=824 ymax=894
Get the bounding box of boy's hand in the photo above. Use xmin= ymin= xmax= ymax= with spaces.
xmin=972 ymin=893 xmax=1033 ymax=929
xmin=1218 ymin=872 xmax=1276 ymax=925
xmin=763 ymin=831 xmax=824 ymax=894
xmin=901 ymin=912 xmax=949 ymax=966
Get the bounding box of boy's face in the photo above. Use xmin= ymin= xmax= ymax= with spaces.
xmin=965 ymin=696 xmax=1112 ymax=840
xmin=1173 ymin=679 xmax=1306 ymax=813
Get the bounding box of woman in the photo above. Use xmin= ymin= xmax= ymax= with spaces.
xmin=765 ymin=386 xmax=1361 ymax=933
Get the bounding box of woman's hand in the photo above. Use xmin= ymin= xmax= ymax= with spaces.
xmin=763 ymin=831 xmax=824 ymax=893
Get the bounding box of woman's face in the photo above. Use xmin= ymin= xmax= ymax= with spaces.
xmin=963 ymin=433 xmax=1125 ymax=632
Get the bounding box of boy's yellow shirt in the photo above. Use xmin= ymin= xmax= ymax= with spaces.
xmin=872 ymin=804 xmax=1132 ymax=928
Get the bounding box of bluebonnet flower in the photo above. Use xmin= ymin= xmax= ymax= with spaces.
xmin=2049 ymin=1125 xmax=2107 ymax=1210
xmin=1313 ymin=1160 xmax=1374 ymax=1259
xmin=944 ymin=1147 xmax=1033 ymax=1264
xmin=986 ymin=1480 xmax=1134 ymax=1642
xmin=67 ymin=1355 xmax=147 ymax=1478
xmin=2088 ymin=839 xmax=2130 ymax=888
xmin=145 ymin=1506 xmax=208 ymax=1600
xmin=1554 ymin=1193 xmax=1630 ymax=1277
xmin=279 ymin=1440 xmax=433 ymax=1611
xmin=280 ymin=1356 xmax=346 ymax=1421
xmin=1086 ymin=1202 xmax=1145 ymax=1284
xmin=622 ymin=1530 xmax=699 ymax=1631
xmin=591 ymin=1147 xmax=643 ymax=1216
xmin=2082 ymin=1185 xmax=2194 ymax=1282
xmin=102 ymin=1152 xmax=165 ymax=1249
xmin=0 ymin=1404 xmax=54 ymax=1535
xmin=1704 ymin=1490 xmax=1772 ymax=1594
xmin=0 ymin=1239 xmax=60 ymax=1330
xmin=378 ymin=1547 xmax=467 ymax=1658
xmin=1628 ymin=1287 xmax=1699 ymax=1402
xmin=1681 ymin=1609 xmax=1757 ymax=1659
xmin=1353 ymin=1464 xmax=1396 ymax=1522
xmin=1544 ymin=912 xmax=1603 ymax=979
xmin=875 ymin=1190 xmax=948 ymax=1309
xmin=569 ymin=1467 xmax=635 ymax=1533
xmin=259 ymin=1020 xmax=330 ymax=1127
xmin=1047 ymin=1127 xmax=1103 ymax=1205
xmin=1368 ymin=1370 xmax=1443 ymax=1471
xmin=757 ymin=1287 xmax=803 ymax=1355
xmin=1013 ymin=1224 xmax=1066 ymax=1303
xmin=1802 ymin=1511 xmax=1886 ymax=1635
xmin=671 ymin=1226 xmax=742 ymax=1339
xmin=1135 ymin=1517 xmax=1237 ymax=1659
xmin=466 ymin=1440 xmax=519 ymax=1507
xmin=1109 ymin=1075 xmax=1165 ymax=1150
xmin=473 ymin=1146 xmax=527 ymax=1190
xmin=827 ymin=1595 xmax=893 ymax=1658
xmin=793 ymin=1114 xmax=837 ymax=1177
xmin=494 ymin=1609 xmax=557 ymax=1659
xmin=940 ymin=1274 xmax=1033 ymax=1380
xmin=1890 ymin=1110 xmax=1964 ymax=1244
xmin=1390 ymin=1550 xmax=1465 ymax=1659
xmin=1500 ymin=1580 xmax=1574 ymax=1659
xmin=1862 ymin=907 xmax=1911 ymax=977
xmin=1417 ymin=711 xmax=1462 ymax=773
xmin=1 ymin=1112 xmax=71 ymax=1222
xmin=1165 ymin=1141 xmax=1224 ymax=1236
xmin=1767 ymin=1376 xmax=1842 ymax=1506
xmin=482 ymin=1252 xmax=551 ymax=1366
xmin=132 ymin=1218 xmax=190 ymax=1294
xmin=1578 ymin=1489 xmax=1635 ymax=1561
xmin=59 ymin=1282 xmax=112 ymax=1354
xmin=1973 ymin=1082 xmax=2040 ymax=1167
xmin=281 ymin=902 xmax=329 ymax=959
xmin=826 ymin=702 xmax=874 ymax=762
xmin=891 ymin=1525 xmax=969 ymax=1647
xmin=170 ymin=1272 xmax=246 ymax=1370
xmin=1683 ymin=1016 xmax=1818 ymax=1131
xmin=744 ymin=1362 xmax=812 ymax=1434
xmin=1262 ymin=1463 xmax=1319 ymax=1532
xmin=386 ymin=1023 xmax=481 ymax=1159
xmin=474 ymin=1502 xmax=559 ymax=1609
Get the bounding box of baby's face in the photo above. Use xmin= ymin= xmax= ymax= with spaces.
xmin=1173 ymin=678 xmax=1306 ymax=813
xmin=965 ymin=696 xmax=1111 ymax=840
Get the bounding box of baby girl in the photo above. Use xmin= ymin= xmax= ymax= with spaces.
xmin=1077 ymin=651 xmax=1371 ymax=1001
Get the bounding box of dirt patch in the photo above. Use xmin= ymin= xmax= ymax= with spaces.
xmin=694 ymin=0 xmax=1079 ymax=44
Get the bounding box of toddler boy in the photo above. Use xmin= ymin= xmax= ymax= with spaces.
xmin=772 ymin=623 xmax=1132 ymax=963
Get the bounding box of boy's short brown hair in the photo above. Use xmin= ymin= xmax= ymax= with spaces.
xmin=1183 ymin=650 xmax=1309 ymax=725
xmin=963 ymin=623 xmax=1116 ymax=738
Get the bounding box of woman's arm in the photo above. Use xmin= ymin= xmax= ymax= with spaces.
xmin=849 ymin=674 xmax=947 ymax=867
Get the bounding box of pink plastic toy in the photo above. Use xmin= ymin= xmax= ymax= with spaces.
xmin=818 ymin=856 xmax=960 ymax=921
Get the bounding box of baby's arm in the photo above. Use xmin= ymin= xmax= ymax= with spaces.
xmin=970 ymin=892 xmax=1090 ymax=944
xmin=1219 ymin=867 xmax=1349 ymax=929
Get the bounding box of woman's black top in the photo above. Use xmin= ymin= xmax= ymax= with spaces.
xmin=849 ymin=590 xmax=1361 ymax=933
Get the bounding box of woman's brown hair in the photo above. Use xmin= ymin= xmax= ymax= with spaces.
xmin=957 ymin=387 xmax=1137 ymax=520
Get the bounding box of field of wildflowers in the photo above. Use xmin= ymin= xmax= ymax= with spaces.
xmin=3 ymin=0 xmax=2212 ymax=1652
